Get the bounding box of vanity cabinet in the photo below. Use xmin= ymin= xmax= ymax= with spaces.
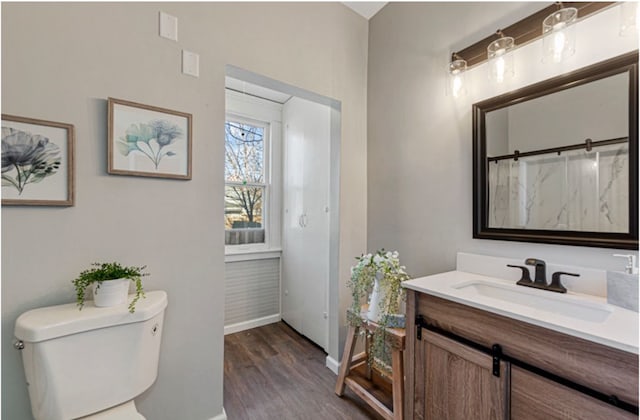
xmin=405 ymin=289 xmax=639 ymax=420
xmin=511 ymin=366 xmax=637 ymax=420
xmin=416 ymin=329 xmax=508 ymax=419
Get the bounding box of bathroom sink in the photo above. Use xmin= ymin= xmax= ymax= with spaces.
xmin=452 ymin=280 xmax=613 ymax=323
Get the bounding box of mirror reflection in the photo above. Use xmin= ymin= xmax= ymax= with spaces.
xmin=485 ymin=72 xmax=629 ymax=233
xmin=473 ymin=51 xmax=638 ymax=249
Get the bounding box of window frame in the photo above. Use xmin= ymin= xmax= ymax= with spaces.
xmin=224 ymin=88 xmax=283 ymax=256
xmin=225 ymin=115 xmax=270 ymax=250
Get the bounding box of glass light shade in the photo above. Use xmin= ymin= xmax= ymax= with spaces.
xmin=449 ymin=58 xmax=467 ymax=98
xmin=487 ymin=36 xmax=515 ymax=83
xmin=542 ymin=7 xmax=577 ymax=63
xmin=620 ymin=2 xmax=639 ymax=37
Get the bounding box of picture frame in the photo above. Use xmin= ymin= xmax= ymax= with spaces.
xmin=108 ymin=97 xmax=192 ymax=180
xmin=2 ymin=114 xmax=75 ymax=206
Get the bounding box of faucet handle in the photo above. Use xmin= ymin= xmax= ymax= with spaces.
xmin=507 ymin=264 xmax=533 ymax=285
xmin=548 ymin=271 xmax=580 ymax=294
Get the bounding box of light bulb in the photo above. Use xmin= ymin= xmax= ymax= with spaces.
xmin=494 ymin=48 xmax=506 ymax=83
xmin=452 ymin=74 xmax=463 ymax=98
xmin=552 ymin=30 xmax=566 ymax=63
xmin=448 ymin=58 xmax=467 ymax=98
xmin=487 ymin=36 xmax=514 ymax=83
xmin=495 ymin=57 xmax=505 ymax=83
xmin=542 ymin=7 xmax=577 ymax=64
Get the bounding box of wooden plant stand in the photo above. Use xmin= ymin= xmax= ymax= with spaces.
xmin=335 ymin=311 xmax=406 ymax=420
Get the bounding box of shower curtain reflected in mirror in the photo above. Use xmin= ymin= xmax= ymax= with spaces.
xmin=488 ymin=143 xmax=629 ymax=232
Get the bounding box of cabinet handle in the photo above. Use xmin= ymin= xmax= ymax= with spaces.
xmin=492 ymin=344 xmax=502 ymax=377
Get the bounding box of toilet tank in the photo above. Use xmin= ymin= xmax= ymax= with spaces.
xmin=14 ymin=290 xmax=168 ymax=420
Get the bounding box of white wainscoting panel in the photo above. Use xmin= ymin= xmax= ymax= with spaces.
xmin=225 ymin=258 xmax=280 ymax=329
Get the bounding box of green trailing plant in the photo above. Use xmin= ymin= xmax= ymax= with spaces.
xmin=72 ymin=262 xmax=147 ymax=313
xmin=348 ymin=249 xmax=410 ymax=372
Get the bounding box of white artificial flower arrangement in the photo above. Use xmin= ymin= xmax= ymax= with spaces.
xmin=348 ymin=249 xmax=410 ymax=371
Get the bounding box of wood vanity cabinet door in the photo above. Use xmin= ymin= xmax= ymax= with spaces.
xmin=511 ymin=366 xmax=637 ymax=420
xmin=415 ymin=329 xmax=508 ymax=420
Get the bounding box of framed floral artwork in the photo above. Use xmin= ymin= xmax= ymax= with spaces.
xmin=2 ymin=114 xmax=75 ymax=206
xmin=108 ymin=98 xmax=192 ymax=180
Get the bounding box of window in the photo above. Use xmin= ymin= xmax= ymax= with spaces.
xmin=224 ymin=87 xmax=283 ymax=255
xmin=224 ymin=117 xmax=269 ymax=246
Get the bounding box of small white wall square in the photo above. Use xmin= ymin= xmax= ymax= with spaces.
xmin=182 ymin=50 xmax=200 ymax=77
xmin=159 ymin=11 xmax=178 ymax=41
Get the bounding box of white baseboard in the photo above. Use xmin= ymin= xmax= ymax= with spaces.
xmin=325 ymin=355 xmax=340 ymax=375
xmin=210 ymin=408 xmax=227 ymax=420
xmin=224 ymin=314 xmax=281 ymax=335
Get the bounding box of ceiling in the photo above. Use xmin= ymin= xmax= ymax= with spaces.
xmin=342 ymin=2 xmax=387 ymax=20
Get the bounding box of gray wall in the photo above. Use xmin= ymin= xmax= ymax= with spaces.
xmin=367 ymin=2 xmax=638 ymax=278
xmin=2 ymin=3 xmax=368 ymax=419
xmin=506 ymin=72 xmax=629 ymax=151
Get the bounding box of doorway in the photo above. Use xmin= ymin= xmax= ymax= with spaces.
xmin=223 ymin=65 xmax=341 ymax=355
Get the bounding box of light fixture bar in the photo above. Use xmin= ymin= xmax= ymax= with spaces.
xmin=453 ymin=2 xmax=613 ymax=68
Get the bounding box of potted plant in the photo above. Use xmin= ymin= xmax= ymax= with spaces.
xmin=348 ymin=249 xmax=410 ymax=371
xmin=72 ymin=262 xmax=147 ymax=313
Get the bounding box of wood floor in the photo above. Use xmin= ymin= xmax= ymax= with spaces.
xmin=224 ymin=322 xmax=382 ymax=420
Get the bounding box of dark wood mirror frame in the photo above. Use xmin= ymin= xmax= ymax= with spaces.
xmin=473 ymin=51 xmax=638 ymax=249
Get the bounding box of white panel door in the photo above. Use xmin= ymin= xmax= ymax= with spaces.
xmin=281 ymin=104 xmax=305 ymax=334
xmin=282 ymin=97 xmax=330 ymax=351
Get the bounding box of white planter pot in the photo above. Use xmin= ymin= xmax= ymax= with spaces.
xmin=367 ymin=273 xmax=388 ymax=322
xmin=92 ymin=278 xmax=130 ymax=307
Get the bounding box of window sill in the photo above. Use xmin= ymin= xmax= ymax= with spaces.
xmin=225 ymin=248 xmax=282 ymax=263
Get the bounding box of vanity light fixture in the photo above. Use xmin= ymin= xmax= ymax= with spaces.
xmin=448 ymin=3 xmax=612 ymax=97
xmin=619 ymin=1 xmax=639 ymax=37
xmin=487 ymin=30 xmax=515 ymax=83
xmin=449 ymin=53 xmax=468 ymax=98
xmin=542 ymin=3 xmax=578 ymax=64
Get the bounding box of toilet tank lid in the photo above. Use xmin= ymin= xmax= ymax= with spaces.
xmin=14 ymin=290 xmax=168 ymax=343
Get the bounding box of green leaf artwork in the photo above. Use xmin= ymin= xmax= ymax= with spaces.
xmin=1 ymin=127 xmax=61 ymax=195
xmin=117 ymin=119 xmax=182 ymax=169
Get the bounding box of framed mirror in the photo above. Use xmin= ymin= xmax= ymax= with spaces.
xmin=473 ymin=51 xmax=638 ymax=249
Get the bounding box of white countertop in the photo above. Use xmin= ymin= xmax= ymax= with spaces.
xmin=403 ymin=270 xmax=639 ymax=354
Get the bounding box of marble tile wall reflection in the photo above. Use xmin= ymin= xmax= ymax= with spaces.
xmin=488 ymin=144 xmax=629 ymax=232
xmin=598 ymin=144 xmax=629 ymax=232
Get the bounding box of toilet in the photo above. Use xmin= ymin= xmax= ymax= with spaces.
xmin=14 ymin=290 xmax=168 ymax=420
